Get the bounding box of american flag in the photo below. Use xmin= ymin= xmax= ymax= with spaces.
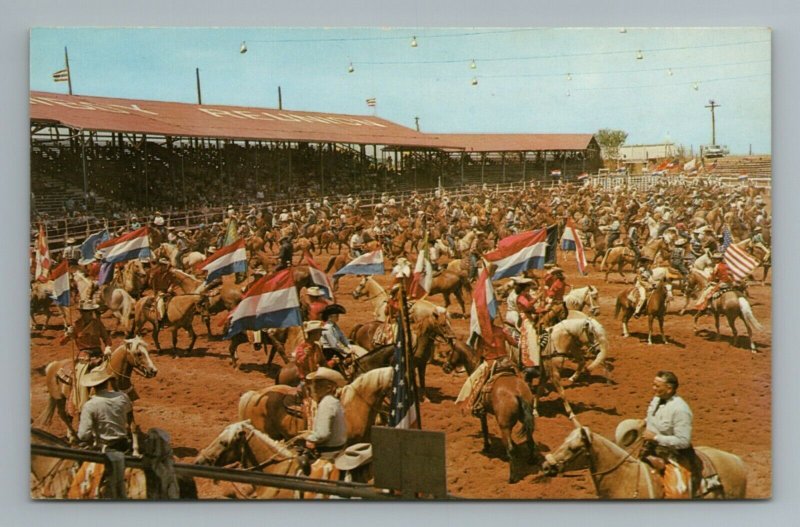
xmin=389 ymin=313 xmax=419 ymax=429
xmin=721 ymin=226 xmax=733 ymax=252
xmin=366 ymin=97 xmax=376 ymax=108
xmin=724 ymin=244 xmax=758 ymax=281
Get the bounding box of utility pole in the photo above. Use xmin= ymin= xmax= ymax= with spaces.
xmin=278 ymin=86 xmax=283 ymax=110
xmin=705 ymin=100 xmax=720 ymax=145
xmin=414 ymin=116 xmax=420 ymax=132
xmin=196 ymin=68 xmax=202 ymax=105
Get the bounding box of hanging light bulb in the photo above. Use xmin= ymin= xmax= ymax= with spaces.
xmin=410 ymin=36 xmax=418 ymax=48
xmin=693 ymin=82 xmax=699 ymax=91
xmin=619 ymin=27 xmax=627 ymax=34
xmin=566 ymin=73 xmax=572 ymax=81
xmin=470 ymin=59 xmax=477 ymax=70
xmin=239 ymin=41 xmax=248 ymax=54
xmin=471 ymin=77 xmax=478 ymax=86
xmin=667 ymin=68 xmax=673 ymax=76
xmin=566 ymin=90 xmax=571 ymax=97
xmin=636 ymin=50 xmax=644 ymax=60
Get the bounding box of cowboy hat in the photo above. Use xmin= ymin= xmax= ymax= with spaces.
xmin=510 ymin=276 xmax=534 ymax=284
xmin=80 ymin=368 xmax=114 ymax=388
xmin=711 ymin=252 xmax=724 ymax=259
xmin=674 ymin=238 xmax=687 ymax=247
xmin=66 ymin=237 xmax=76 ymax=244
xmin=548 ymin=266 xmax=564 ymax=275
xmin=207 ymin=246 xmax=217 ymax=253
xmin=335 ymin=443 xmax=373 ymax=471
xmin=543 ymin=262 xmax=555 ymax=269
xmin=252 ymin=267 xmax=267 ymax=276
xmin=322 ymin=304 xmax=347 ymax=317
xmin=306 ymin=366 xmax=347 ymax=387
xmin=614 ymin=418 xmax=645 ymax=448
xmin=78 ymin=301 xmax=100 ymax=311
xmin=306 ymin=286 xmax=325 ymax=297
xmin=158 ymin=257 xmax=171 ymax=265
xmin=303 ymin=320 xmax=325 ymax=333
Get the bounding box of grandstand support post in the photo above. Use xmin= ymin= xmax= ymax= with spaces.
xmin=320 ymin=146 xmax=325 ymax=195
xmin=501 ymin=152 xmax=506 ymax=183
xmin=460 ymin=153 xmax=464 ymax=186
xmin=480 ymin=153 xmax=485 ymax=185
xmin=196 ymin=68 xmax=202 ymax=105
xmin=522 ymin=152 xmax=527 ymax=185
xmin=543 ymin=151 xmax=548 ymax=179
xmin=80 ymin=130 xmax=88 ymax=209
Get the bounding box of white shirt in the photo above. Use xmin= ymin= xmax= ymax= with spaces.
xmin=645 ymin=395 xmax=693 ymax=449
xmin=506 ymin=290 xmax=520 ymax=327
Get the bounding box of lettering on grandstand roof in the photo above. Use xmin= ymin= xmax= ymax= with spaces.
xmin=30 ymin=96 xmax=158 ymax=116
xmin=197 ymin=107 xmax=387 ymax=128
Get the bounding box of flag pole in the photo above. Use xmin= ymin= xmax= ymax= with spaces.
xmin=396 ymin=280 xmax=421 ymax=428
xmin=64 ymin=46 xmax=73 ymax=95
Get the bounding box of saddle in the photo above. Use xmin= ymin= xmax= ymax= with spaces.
xmin=666 ymin=267 xmax=682 ymax=280
xmin=471 ymin=359 xmax=518 ymax=417
xmin=643 ymin=448 xmax=721 ymax=498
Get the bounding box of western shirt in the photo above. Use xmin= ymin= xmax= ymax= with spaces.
xmin=645 ymin=394 xmax=693 ymax=450
xmin=321 ymin=322 xmax=350 ymax=351
xmin=307 ymin=394 xmax=347 ymax=448
xmin=77 ymin=390 xmax=132 ymax=445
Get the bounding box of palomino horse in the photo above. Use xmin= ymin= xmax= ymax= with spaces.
xmin=694 ymin=289 xmax=763 ymax=352
xmin=98 ymin=284 xmax=136 ymax=336
xmin=238 ymin=367 xmax=394 ymax=444
xmin=442 ymin=343 xmax=535 ymax=484
xmin=542 ymin=424 xmax=747 ymax=499
xmin=599 ymin=246 xmax=637 ymax=282
xmin=153 ymin=243 xmax=205 ymax=270
xmin=351 ymin=275 xmax=390 ymax=322
xmin=428 ymin=269 xmax=472 ymax=316
xmin=116 ymin=259 xmax=148 ymax=297
xmin=564 ymin=285 xmax=600 ymax=316
xmin=638 ymin=238 xmax=670 ymax=267
xmin=30 ymin=281 xmax=68 ymax=330
xmin=615 ymin=279 xmax=673 ymax=345
xmin=134 ymin=293 xmax=205 ymax=356
xmin=40 ymin=337 xmax=157 ymax=443
xmin=518 ymin=317 xmax=610 ymax=420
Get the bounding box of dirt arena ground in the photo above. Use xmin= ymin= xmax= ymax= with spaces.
xmin=29 ymin=250 xmax=771 ymax=499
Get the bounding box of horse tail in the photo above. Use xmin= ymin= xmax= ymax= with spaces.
xmin=517 ymin=395 xmax=534 ymax=440
xmin=586 ymin=320 xmax=610 ymax=372
xmin=324 ymin=256 xmax=337 ymax=273
xmin=600 ymin=248 xmax=612 ymax=271
xmin=40 ymin=397 xmax=57 ymax=426
xmin=614 ymin=296 xmax=622 ymax=319
xmin=738 ymin=297 xmax=763 ymax=331
xmin=41 ymin=362 xmax=61 ymax=425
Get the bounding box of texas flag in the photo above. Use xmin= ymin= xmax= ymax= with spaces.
xmin=485 ymin=226 xmax=558 ymax=280
xmin=198 ymin=239 xmax=247 ymax=283
xmin=305 ymin=251 xmax=335 ymax=300
xmin=408 ymin=233 xmax=433 ymax=299
xmin=50 ymin=260 xmax=70 ymax=307
xmin=561 ymin=219 xmax=588 ymax=275
xmin=333 ymin=249 xmax=385 ymax=276
xmin=34 ymin=224 xmax=51 ymax=282
xmin=469 ymin=267 xmax=498 ymax=343
xmin=225 ymin=268 xmax=302 ymax=338
xmin=96 ymin=226 xmax=151 ymax=264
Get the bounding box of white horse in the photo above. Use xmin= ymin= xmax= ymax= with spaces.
xmin=99 ymin=284 xmax=136 ymax=336
xmin=455 ymin=230 xmax=476 ymax=257
xmin=155 ymin=243 xmax=206 ymax=270
xmin=692 ymin=250 xmax=715 ymax=273
xmin=564 ymin=285 xmax=600 ymax=316
xmin=352 ymin=276 xmax=390 ymax=322
xmin=72 ymin=270 xmax=97 ymax=304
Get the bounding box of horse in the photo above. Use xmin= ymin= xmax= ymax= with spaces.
xmin=117 ymin=259 xmax=148 ymax=297
xmin=638 ymin=238 xmax=670 ymax=267
xmin=98 ymin=284 xmax=136 ymax=336
xmin=428 ymin=269 xmax=472 ymax=316
xmin=134 ymin=293 xmax=205 ymax=356
xmin=541 ymin=424 xmax=747 ymax=499
xmin=351 ymin=275 xmax=390 ymax=322
xmin=166 ymin=268 xmax=205 ymax=294
xmin=238 ymin=367 xmax=394 ymax=444
xmin=442 ymin=342 xmax=536 ymax=483
xmin=694 ymin=289 xmax=763 ymax=352
xmin=40 ymin=337 xmax=157 ymax=443
xmin=564 ymin=285 xmax=600 ymax=316
xmin=692 ymin=249 xmax=714 ymax=273
xmin=153 ymin=243 xmax=205 ymax=270
xmin=30 ymin=281 xmax=68 ymax=330
xmin=679 ymin=269 xmax=711 ymax=315
xmin=615 ymin=279 xmax=673 ymax=345
xmin=599 ymin=246 xmax=637 ymax=282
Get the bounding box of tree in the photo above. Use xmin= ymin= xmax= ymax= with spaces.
xmin=595 ymin=129 xmax=628 ymax=161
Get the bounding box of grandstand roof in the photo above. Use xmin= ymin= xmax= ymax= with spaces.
xmin=434 ymin=133 xmax=598 ymax=153
xmin=30 ymin=91 xmax=461 ymax=149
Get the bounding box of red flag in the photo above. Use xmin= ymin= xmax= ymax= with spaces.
xmin=34 ymin=224 xmax=51 ymax=282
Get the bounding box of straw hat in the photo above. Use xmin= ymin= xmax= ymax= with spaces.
xmin=78 ymin=301 xmax=100 ymax=311
xmin=674 ymin=238 xmax=687 ymax=247
xmin=614 ymin=418 xmax=645 ymax=448
xmin=80 ymin=368 xmax=113 ymax=387
xmin=306 ymin=286 xmax=325 ymax=297
xmin=335 ymin=443 xmax=373 ymax=471
xmin=303 ymin=320 xmax=325 ymax=333
xmin=510 ymin=276 xmax=534 ymax=284
xmin=306 ymin=367 xmax=347 ymax=387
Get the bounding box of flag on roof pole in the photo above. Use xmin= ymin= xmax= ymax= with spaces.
xmin=724 ymin=244 xmax=759 ymax=281
xmin=52 ymin=68 xmax=70 ymax=82
xmin=96 ymin=226 xmax=151 ymax=263
xmin=34 ymin=224 xmax=52 ymax=282
xmin=561 ymin=219 xmax=588 ymax=275
xmin=408 ymin=232 xmax=433 ymax=299
xmin=333 ymin=250 xmax=385 ymax=276
xmin=485 ymin=226 xmax=558 ymax=280
xmin=225 ymin=268 xmax=302 ymax=338
xmin=304 ymin=251 xmax=335 ymax=301
xmin=469 ymin=267 xmax=498 ymax=344
xmin=197 ymin=239 xmax=247 ymax=283
xmin=389 ymin=285 xmax=420 ymax=429
xmin=366 ymin=97 xmax=376 ymax=108
xmin=79 ymin=229 xmax=110 ymax=265
xmin=51 ymin=260 xmax=70 ymax=307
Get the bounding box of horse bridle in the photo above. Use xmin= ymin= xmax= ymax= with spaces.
xmin=107 ymin=344 xmax=155 ymax=380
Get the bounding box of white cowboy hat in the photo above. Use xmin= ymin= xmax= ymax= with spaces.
xmin=158 ymin=258 xmax=171 ymax=265
xmin=306 ymin=286 xmax=325 ymax=297
xmin=306 ymin=366 xmax=346 ymax=387
xmin=78 ymin=301 xmax=100 ymax=311
xmin=693 ymin=227 xmax=707 ymax=235
xmin=207 ymin=246 xmax=217 ymax=253
xmin=80 ymin=368 xmax=114 ymax=388
xmin=66 ymin=237 xmax=76 ymax=244
xmin=614 ymin=418 xmax=645 ymax=448
xmin=303 ymin=320 xmax=325 ymax=333
xmin=674 ymin=238 xmax=687 ymax=247
xmin=510 ymin=276 xmax=534 ymax=284
xmin=335 ymin=443 xmax=373 ymax=471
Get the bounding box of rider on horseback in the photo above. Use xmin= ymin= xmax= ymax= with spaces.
xmin=630 ymin=267 xmax=654 ymax=318
xmin=61 ymin=301 xmax=113 ymax=411
xmin=535 ymin=266 xmax=569 ymax=331
xmin=670 ymin=238 xmax=689 ymax=284
xmin=320 ymin=304 xmax=351 ymax=370
xmin=695 ymin=252 xmax=733 ymax=312
xmin=627 ymin=220 xmax=642 ymax=269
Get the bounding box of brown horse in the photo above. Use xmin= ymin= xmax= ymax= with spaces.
xmin=324 ymin=254 xmax=350 ymax=291
xmin=134 ymin=293 xmax=205 ymax=356
xmin=30 ymin=281 xmax=68 ymax=330
xmin=599 ymin=246 xmax=637 ymax=282
xmin=442 ymin=342 xmax=535 ymax=483
xmin=693 ymin=289 xmax=763 ymax=352
xmin=615 ymin=279 xmax=673 ymax=345
xmin=40 ymin=337 xmax=157 ymax=443
xmin=428 ymin=269 xmax=472 ymax=316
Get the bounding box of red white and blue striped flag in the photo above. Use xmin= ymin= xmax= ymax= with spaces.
xmin=225 ymin=268 xmax=302 ymax=338
xmin=485 ymin=226 xmax=558 ymax=280
xmin=469 ymin=267 xmax=498 ymax=343
xmin=51 ymin=260 xmax=70 ymax=307
xmin=305 ymin=251 xmax=335 ymax=301
xmin=408 ymin=233 xmax=433 ymax=299
xmin=721 ymin=226 xmax=734 ymax=252
xmin=389 ymin=314 xmax=419 ymax=429
xmin=96 ymin=226 xmax=151 ymax=264
xmin=724 ymin=244 xmax=758 ymax=281
xmin=561 ymin=219 xmax=588 ymax=275
xmin=333 ymin=250 xmax=385 ymax=276
xmin=198 ymin=239 xmax=247 ymax=283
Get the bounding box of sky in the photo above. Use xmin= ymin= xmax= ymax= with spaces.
xmin=30 ymin=27 xmax=771 ymax=154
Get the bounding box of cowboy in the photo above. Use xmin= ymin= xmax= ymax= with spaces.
xmin=62 ymin=301 xmax=113 ymax=376
xmin=320 ymin=304 xmax=351 ymax=367
xmin=627 ymin=220 xmax=642 ymax=268
xmin=641 ymin=371 xmax=704 ymax=498
xmin=468 ymin=230 xmax=484 ymax=281
xmin=294 ymin=321 xmax=326 ymax=380
xmin=277 ymin=236 xmax=293 ymax=270
xmin=630 ymin=267 xmax=655 ymax=318
xmin=690 ymin=228 xmax=705 ymax=259
xmin=505 ymin=276 xmax=534 ymax=330
xmin=696 ymin=253 xmax=733 ymax=312
xmin=670 ymin=238 xmax=689 ymax=278
xmin=306 ymin=286 xmax=332 ymax=321
xmin=77 ymin=369 xmax=134 ymax=453
xmin=749 ymin=226 xmax=770 ymax=261
xmin=536 ymin=266 xmax=569 ymax=331
xmin=63 ymin=237 xmax=80 ymax=264
xmin=349 ymin=229 xmax=365 ymax=258
xmin=305 ymin=367 xmax=348 ymax=460
xmin=605 ymin=218 xmax=621 ymax=247
xmin=152 ymin=211 xmax=166 ymax=238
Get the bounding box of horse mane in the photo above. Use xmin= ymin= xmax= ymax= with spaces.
xmin=245 ymin=423 xmax=296 ymax=459
xmin=342 ymin=367 xmax=393 ymax=402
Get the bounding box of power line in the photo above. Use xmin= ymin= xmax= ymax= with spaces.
xmin=480 ymin=59 xmax=769 ymax=79
xmin=568 ymin=73 xmax=769 ymax=92
xmin=243 ymin=28 xmax=541 ymax=44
